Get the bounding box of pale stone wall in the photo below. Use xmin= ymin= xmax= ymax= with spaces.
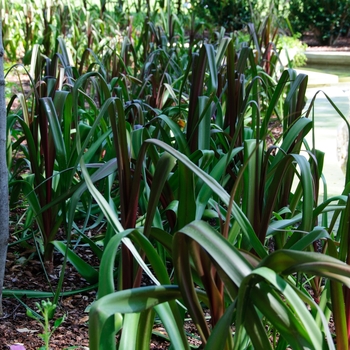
xmin=337 ymin=121 xmax=349 ymax=174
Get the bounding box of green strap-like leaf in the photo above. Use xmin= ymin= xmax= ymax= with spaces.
xmin=40 ymin=97 xmax=67 ymax=171
xmin=143 ymin=153 xmax=176 ymax=237
xmin=146 ymin=138 xmax=267 ymax=258
xmin=260 ymin=249 xmax=350 ymax=287
xmin=238 ymin=267 xmax=325 ymax=349
xmin=52 ymin=241 xmax=99 ymax=284
xmin=89 ymin=285 xmax=189 ymax=350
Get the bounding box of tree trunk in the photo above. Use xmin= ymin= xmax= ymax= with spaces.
xmin=0 ymin=18 xmax=9 ymax=316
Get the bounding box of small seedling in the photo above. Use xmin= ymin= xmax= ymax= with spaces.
xmin=26 ymin=299 xmax=65 ymax=350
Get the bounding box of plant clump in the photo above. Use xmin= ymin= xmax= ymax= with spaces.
xmin=2 ymin=1 xmax=350 ymax=349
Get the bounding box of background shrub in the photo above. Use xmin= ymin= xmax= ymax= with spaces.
xmin=192 ymin=0 xmax=257 ymax=30
xmin=289 ymin=0 xmax=350 ymax=45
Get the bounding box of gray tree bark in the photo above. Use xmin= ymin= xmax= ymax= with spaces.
xmin=0 ymin=18 xmax=9 ymax=316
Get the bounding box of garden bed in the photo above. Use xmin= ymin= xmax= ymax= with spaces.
xmin=0 ymin=8 xmax=345 ymax=350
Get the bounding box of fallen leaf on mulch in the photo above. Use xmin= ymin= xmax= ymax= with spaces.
xmin=16 ymin=328 xmax=39 ymax=334
xmin=78 ymin=316 xmax=89 ymax=324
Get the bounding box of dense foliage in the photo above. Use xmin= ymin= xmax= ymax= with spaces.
xmin=289 ymin=0 xmax=350 ymax=45
xmin=192 ymin=0 xmax=256 ymax=30
xmin=3 ymin=0 xmax=350 ymax=349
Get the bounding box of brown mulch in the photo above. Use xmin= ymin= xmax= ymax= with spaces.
xmin=302 ymin=32 xmax=350 ymax=51
xmin=1 ymin=247 xmax=93 ymax=349
xmin=1 ymin=232 xmax=175 ymax=350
